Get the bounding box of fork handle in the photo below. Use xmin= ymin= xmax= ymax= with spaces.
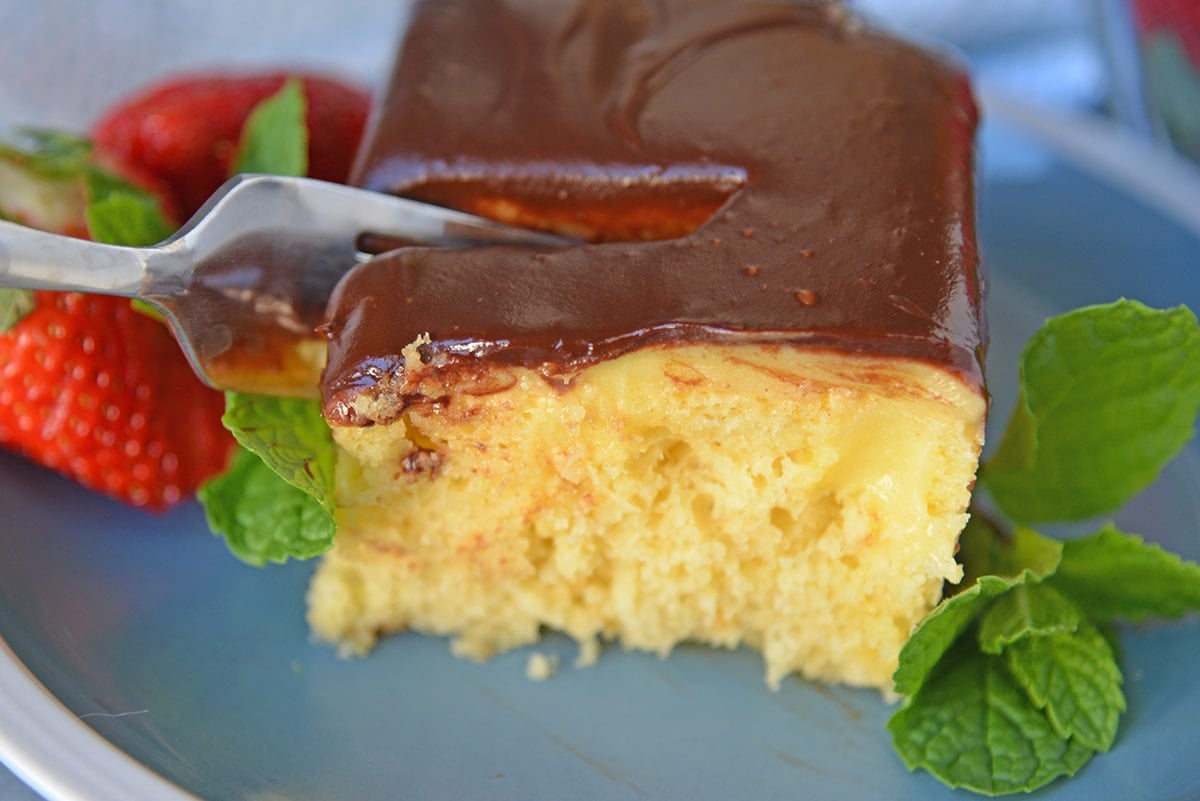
xmin=0 ymin=219 xmax=156 ymax=296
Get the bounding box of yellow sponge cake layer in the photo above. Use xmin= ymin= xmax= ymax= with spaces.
xmin=309 ymin=343 xmax=984 ymax=689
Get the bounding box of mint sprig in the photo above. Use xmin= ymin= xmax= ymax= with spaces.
xmin=199 ymin=393 xmax=336 ymax=565
xmin=891 ymin=300 xmax=1200 ymax=795
xmin=194 ymin=79 xmax=341 ymax=565
xmin=977 ymin=584 xmax=1083 ymax=656
xmin=893 ymin=522 xmax=1062 ymax=698
xmin=1002 ymin=617 xmax=1123 ymax=753
xmin=889 ymin=638 xmax=1094 ymax=795
xmin=891 ymin=522 xmax=1187 ymax=794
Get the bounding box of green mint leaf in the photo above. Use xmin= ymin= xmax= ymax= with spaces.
xmin=196 ymin=80 xmax=330 ymax=562
xmin=892 ymin=574 xmax=1010 ymax=698
xmin=889 ymin=638 xmax=1094 ymax=795
xmin=958 ymin=518 xmax=1064 ymax=588
xmin=200 ymin=392 xmax=336 ymax=565
xmin=977 ymin=584 xmax=1083 ymax=655
xmin=1048 ymin=524 xmax=1200 ymax=622
xmin=221 ymin=392 xmax=335 ymax=512
xmin=893 ymin=523 xmax=1061 ymax=697
xmin=983 ymin=300 xmax=1200 ymax=523
xmin=234 ymin=78 xmax=308 ymax=177
xmin=0 ymin=288 xmax=35 ymax=332
xmin=198 ymin=447 xmax=334 ymax=567
xmin=1004 ymin=621 xmax=1124 ymax=753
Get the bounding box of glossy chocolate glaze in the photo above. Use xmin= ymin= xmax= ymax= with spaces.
xmin=321 ymin=0 xmax=984 ymax=425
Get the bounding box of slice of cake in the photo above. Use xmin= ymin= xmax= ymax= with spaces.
xmin=308 ymin=0 xmax=987 ymax=690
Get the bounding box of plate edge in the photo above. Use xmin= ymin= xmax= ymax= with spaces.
xmin=0 ymin=636 xmax=201 ymax=801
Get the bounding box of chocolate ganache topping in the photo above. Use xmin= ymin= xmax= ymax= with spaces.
xmin=321 ymin=0 xmax=984 ymax=425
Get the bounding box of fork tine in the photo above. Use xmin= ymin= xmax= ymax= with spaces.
xmin=274 ymin=176 xmax=574 ymax=247
xmin=146 ymin=175 xmax=575 ymax=397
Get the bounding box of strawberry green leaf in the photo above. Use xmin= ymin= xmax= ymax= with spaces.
xmin=84 ymin=185 xmax=173 ymax=247
xmin=0 ymin=127 xmax=174 ymax=317
xmin=234 ymin=78 xmax=308 ymax=177
xmin=889 ymin=638 xmax=1094 ymax=795
xmin=982 ymin=300 xmax=1200 ymax=523
xmin=0 ymin=289 xmax=35 ymax=332
xmin=977 ymin=584 xmax=1083 ymax=656
xmin=198 ymin=447 xmax=334 ymax=566
xmin=1004 ymin=621 xmax=1124 ymax=753
xmin=0 ymin=131 xmax=89 ymax=233
xmin=0 ymin=127 xmax=173 ymax=247
xmin=0 ymin=128 xmax=92 ymax=176
xmin=1048 ymin=524 xmax=1200 ymax=622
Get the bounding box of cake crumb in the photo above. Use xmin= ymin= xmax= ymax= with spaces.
xmin=525 ymin=651 xmax=560 ymax=681
xmin=574 ymin=637 xmax=601 ymax=668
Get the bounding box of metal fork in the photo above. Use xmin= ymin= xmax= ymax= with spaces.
xmin=0 ymin=174 xmax=570 ymax=397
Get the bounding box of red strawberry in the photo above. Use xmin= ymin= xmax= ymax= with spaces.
xmin=0 ymin=132 xmax=234 ymax=510
xmin=2 ymin=70 xmax=368 ymax=510
xmin=0 ymin=291 xmax=234 ymax=510
xmin=1134 ymin=0 xmax=1200 ymax=32
xmin=1134 ymin=0 xmax=1200 ymax=66
xmin=92 ymin=72 xmax=371 ymax=218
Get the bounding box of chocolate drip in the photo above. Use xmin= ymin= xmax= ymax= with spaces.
xmin=323 ymin=0 xmax=984 ymax=424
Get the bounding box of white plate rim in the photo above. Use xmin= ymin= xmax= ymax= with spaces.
xmin=0 ymin=635 xmax=199 ymax=801
xmin=979 ymin=87 xmax=1200 ymax=241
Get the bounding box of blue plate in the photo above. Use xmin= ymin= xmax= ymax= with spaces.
xmin=2 ymin=90 xmax=1200 ymax=800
